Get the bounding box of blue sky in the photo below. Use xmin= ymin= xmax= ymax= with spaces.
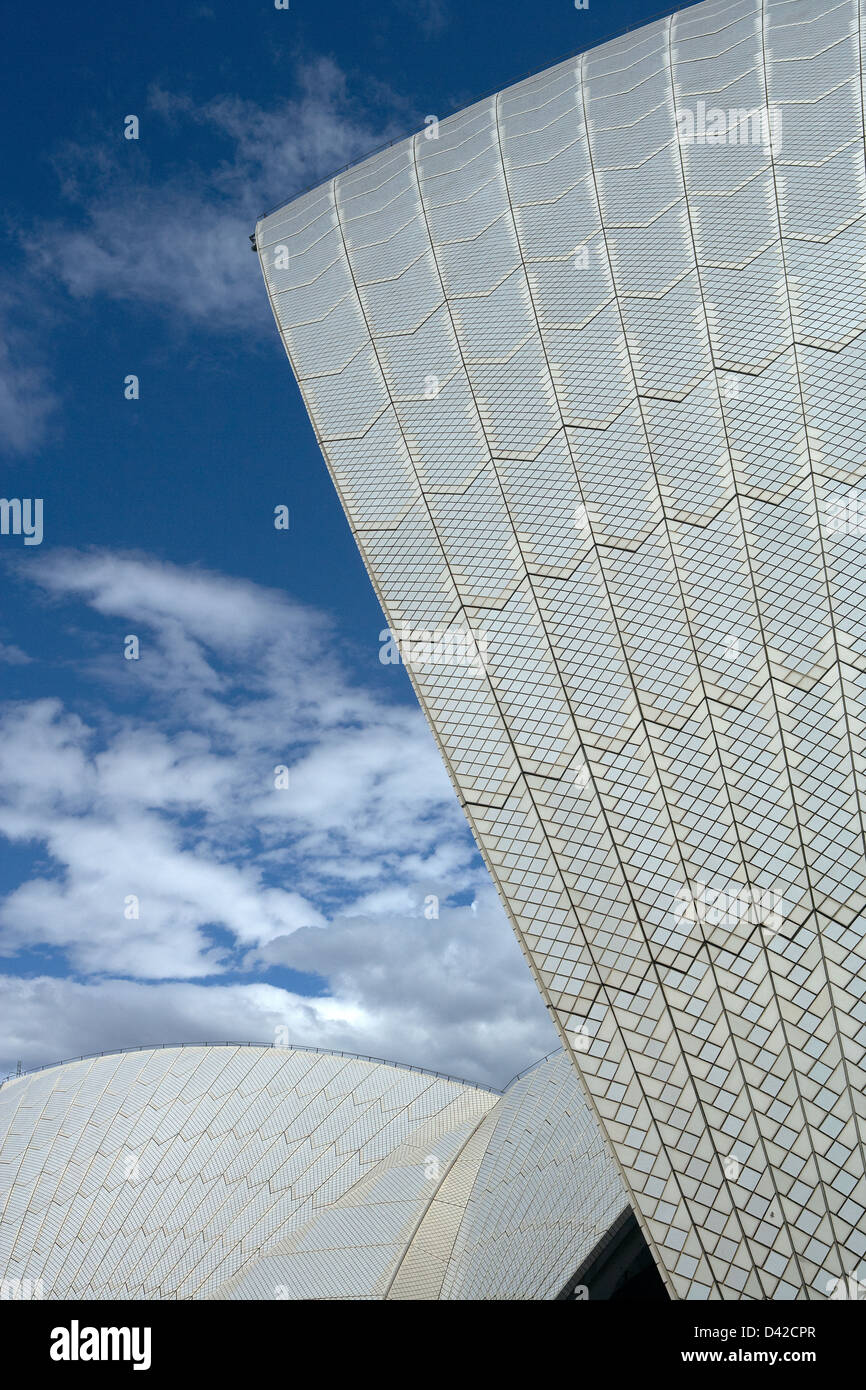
xmin=0 ymin=0 xmax=679 ymax=1085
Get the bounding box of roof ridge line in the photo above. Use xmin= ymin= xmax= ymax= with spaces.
xmin=0 ymin=1040 xmax=504 ymax=1095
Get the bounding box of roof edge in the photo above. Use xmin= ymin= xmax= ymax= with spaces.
xmin=0 ymin=1040 xmax=503 ymax=1095
xmin=253 ymin=0 xmax=706 ymax=224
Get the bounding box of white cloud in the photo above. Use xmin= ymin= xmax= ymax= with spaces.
xmin=399 ymin=0 xmax=449 ymax=38
xmin=0 ymin=976 xmax=345 ymax=1077
xmin=0 ymin=287 xmax=59 ymax=453
xmin=0 ymin=551 xmax=554 ymax=1081
xmin=30 ymin=61 xmax=408 ymax=327
xmin=0 ymin=885 xmax=555 ymax=1090
xmin=260 ymin=886 xmax=555 ymax=1080
xmin=0 ymin=641 xmax=31 ymax=665
xmin=5 ymin=57 xmax=410 ymax=458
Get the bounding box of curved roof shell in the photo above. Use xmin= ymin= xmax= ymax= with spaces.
xmin=0 ymin=1044 xmax=627 ymax=1300
xmin=0 ymin=1044 xmax=494 ymax=1300
xmin=255 ymin=0 xmax=866 ymax=1298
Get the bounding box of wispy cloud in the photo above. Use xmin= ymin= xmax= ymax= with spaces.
xmin=1 ymin=57 xmax=409 ymax=455
xmin=0 ymin=287 xmax=59 ymax=453
xmin=0 ymin=641 xmax=31 ymax=665
xmin=0 ymin=552 xmax=553 ymax=1085
xmin=0 ymin=881 xmax=550 ymax=1089
xmin=28 ymin=60 xmax=409 ymax=327
xmin=400 ymin=0 xmax=449 ymax=39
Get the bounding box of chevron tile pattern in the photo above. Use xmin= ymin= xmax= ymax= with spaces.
xmin=257 ymin=0 xmax=866 ymax=1298
xmin=0 ymin=1045 xmax=494 ymax=1298
xmin=211 ymin=1048 xmax=626 ymax=1300
xmin=0 ymin=1045 xmax=625 ymax=1300
xmin=398 ymin=1048 xmax=625 ymax=1300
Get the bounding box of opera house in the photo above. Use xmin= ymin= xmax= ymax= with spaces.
xmin=4 ymin=0 xmax=866 ymax=1300
xmin=0 ymin=1043 xmax=654 ymax=1300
